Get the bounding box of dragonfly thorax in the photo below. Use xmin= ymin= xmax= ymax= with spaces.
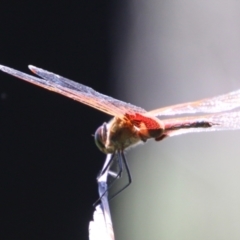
xmin=94 ymin=116 xmax=165 ymax=154
xmin=94 ymin=117 xmax=142 ymax=154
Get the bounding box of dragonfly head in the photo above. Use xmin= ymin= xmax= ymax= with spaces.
xmin=94 ymin=123 xmax=108 ymax=154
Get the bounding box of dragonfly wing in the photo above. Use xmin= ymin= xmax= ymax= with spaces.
xmin=162 ymin=111 xmax=240 ymax=138
xmin=147 ymin=89 xmax=240 ymax=117
xmin=0 ymin=65 xmax=146 ymax=117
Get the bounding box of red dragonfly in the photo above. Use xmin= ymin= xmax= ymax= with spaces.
xmin=1 ymin=64 xmax=240 ymax=191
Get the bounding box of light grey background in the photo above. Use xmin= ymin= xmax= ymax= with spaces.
xmin=110 ymin=1 xmax=240 ymax=240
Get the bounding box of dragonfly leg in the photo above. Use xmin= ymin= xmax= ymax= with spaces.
xmin=109 ymin=151 xmax=132 ymax=200
xmin=102 ymin=152 xmax=124 ymax=195
xmin=94 ymin=152 xmax=124 ymax=206
xmin=97 ymin=153 xmax=116 ymax=180
xmin=94 ymin=150 xmax=133 ymax=204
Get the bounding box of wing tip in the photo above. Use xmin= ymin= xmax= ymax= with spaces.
xmin=28 ymin=65 xmax=37 ymax=73
xmin=0 ymin=64 xmax=37 ymax=75
xmin=0 ymin=64 xmax=8 ymax=72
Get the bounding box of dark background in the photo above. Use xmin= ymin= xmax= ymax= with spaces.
xmin=0 ymin=1 xmax=116 ymax=239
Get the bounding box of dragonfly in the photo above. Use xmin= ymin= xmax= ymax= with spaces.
xmin=1 ymin=64 xmax=240 ymax=193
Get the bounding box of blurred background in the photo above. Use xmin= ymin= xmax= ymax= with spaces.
xmin=1 ymin=1 xmax=240 ymax=240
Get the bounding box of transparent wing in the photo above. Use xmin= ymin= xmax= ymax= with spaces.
xmin=0 ymin=65 xmax=146 ymax=117
xmin=162 ymin=111 xmax=240 ymax=138
xmin=147 ymin=89 xmax=240 ymax=117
